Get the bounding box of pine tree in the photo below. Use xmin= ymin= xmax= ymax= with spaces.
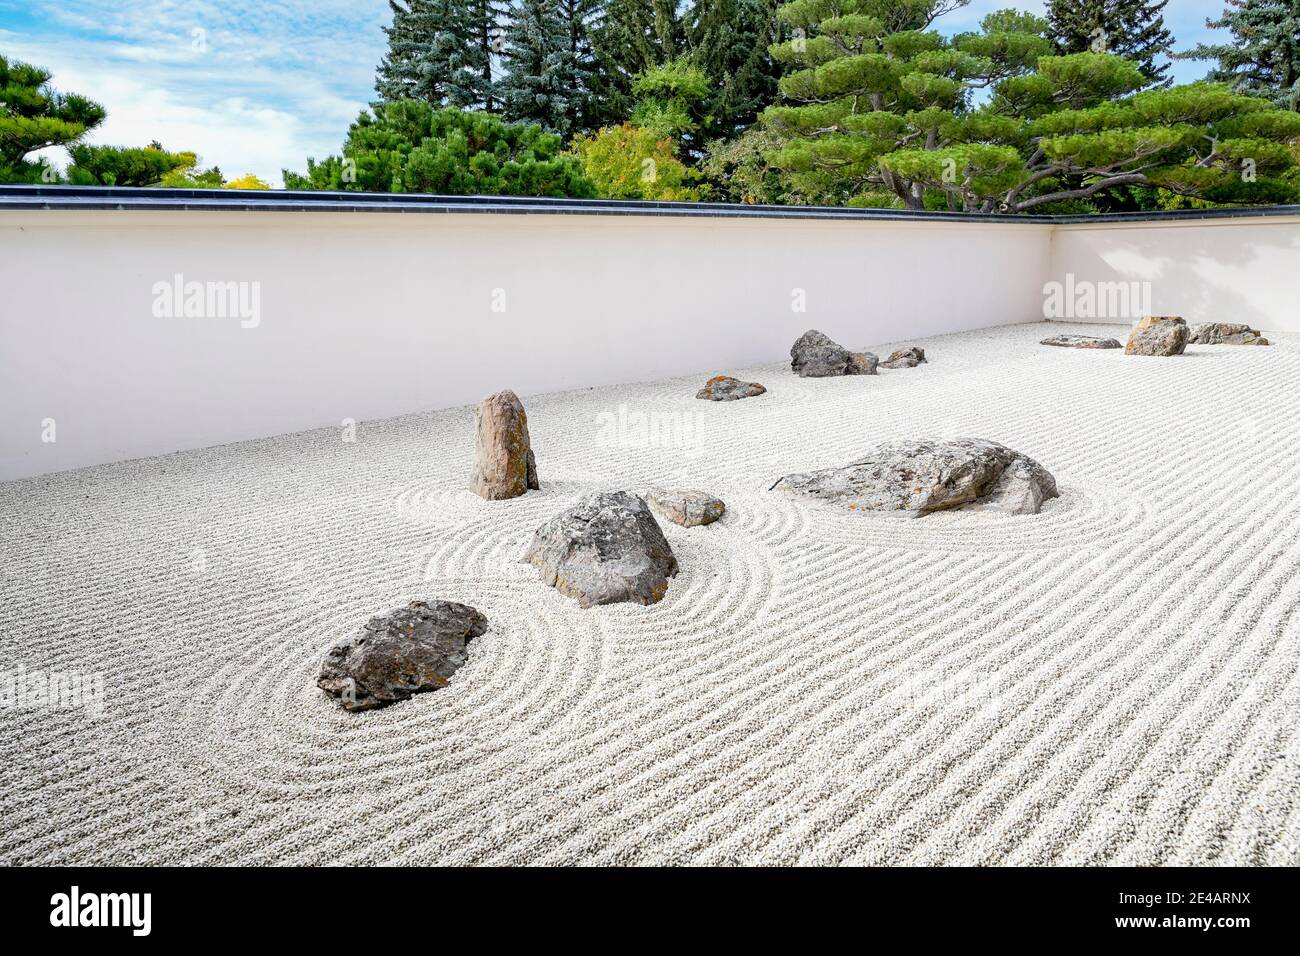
xmin=688 ymin=0 xmax=781 ymax=138
xmin=761 ymin=6 xmax=1300 ymax=211
xmin=1178 ymin=0 xmax=1300 ymax=110
xmin=589 ymin=0 xmax=688 ymax=126
xmin=1047 ymin=0 xmax=1175 ymax=86
xmin=375 ymin=0 xmax=503 ymax=111
xmin=0 ymin=54 xmax=105 ymax=182
xmin=499 ymin=0 xmax=598 ymax=134
xmin=559 ymin=0 xmax=602 ymax=130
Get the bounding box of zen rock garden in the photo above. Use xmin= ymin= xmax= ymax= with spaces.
xmin=319 ymin=314 xmax=1270 ymax=710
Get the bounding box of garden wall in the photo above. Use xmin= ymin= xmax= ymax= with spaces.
xmin=3 ymin=198 xmax=1297 ymax=481
xmin=1048 ymin=213 xmax=1300 ymax=331
xmin=0 ymin=206 xmax=1049 ymax=481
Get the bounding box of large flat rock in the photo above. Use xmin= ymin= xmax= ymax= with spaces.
xmin=319 ymin=600 xmax=488 ymax=711
xmin=772 ymin=438 xmax=1059 ymax=516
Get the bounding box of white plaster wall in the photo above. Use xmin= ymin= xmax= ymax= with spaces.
xmin=1 ymin=208 xmax=1046 ymax=480
xmin=1047 ymin=216 xmax=1300 ymax=330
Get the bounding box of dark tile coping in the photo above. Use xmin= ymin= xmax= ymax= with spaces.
xmin=3 ymin=184 xmax=1299 ymax=225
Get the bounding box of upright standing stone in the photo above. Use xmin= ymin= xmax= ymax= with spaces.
xmin=470 ymin=389 xmax=539 ymax=500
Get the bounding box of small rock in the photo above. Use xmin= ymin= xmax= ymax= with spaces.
xmin=1125 ymin=316 xmax=1188 ymax=356
xmin=696 ymin=375 xmax=767 ymax=401
xmin=847 ymin=351 xmax=879 ymax=375
xmin=771 ymin=439 xmax=1058 ymax=516
xmin=790 ymin=329 xmax=878 ymax=377
xmin=1188 ymin=323 xmax=1269 ymax=346
xmin=470 ymin=389 xmax=539 ymax=500
xmin=648 ymin=489 xmax=725 ymax=527
xmin=1040 ymin=335 xmax=1121 ymax=349
xmin=524 ymin=491 xmax=678 ymax=607
xmin=880 ymin=347 xmax=928 ymax=368
xmin=318 ymin=600 xmax=488 ymax=711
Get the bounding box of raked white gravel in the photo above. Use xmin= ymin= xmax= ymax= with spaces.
xmin=2 ymin=321 xmax=1298 ymax=865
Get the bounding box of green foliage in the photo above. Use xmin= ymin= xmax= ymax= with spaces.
xmin=283 ymin=101 xmax=596 ymax=197
xmin=375 ymin=0 xmax=505 ymax=111
xmin=700 ymin=125 xmax=832 ymax=202
xmin=630 ymin=57 xmax=713 ymax=152
xmin=1177 ymin=0 xmax=1300 ymax=111
xmin=66 ymin=144 xmax=196 ymax=187
xmin=588 ymin=0 xmax=689 ymax=125
xmin=760 ymin=4 xmax=1300 ymax=212
xmin=688 ymin=0 xmax=783 ymax=138
xmin=0 ymin=53 xmax=105 ymax=182
xmin=1046 ymin=0 xmax=1174 ymax=86
xmin=569 ymin=122 xmax=702 ymax=199
xmin=589 ymin=0 xmax=781 ymax=141
xmin=499 ymin=0 xmax=600 ymax=135
xmin=159 ymin=165 xmax=270 ymax=189
xmin=160 ymin=164 xmax=226 ymax=188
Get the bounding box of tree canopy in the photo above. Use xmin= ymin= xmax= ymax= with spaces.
xmin=759 ymin=3 xmax=1300 ymax=212
xmin=570 ymin=121 xmax=702 ymax=198
xmin=1047 ymin=0 xmax=1174 ymax=87
xmin=283 ymin=100 xmax=596 ymax=197
xmin=1177 ymin=0 xmax=1300 ymax=111
xmin=0 ymin=54 xmax=105 ymax=182
xmin=66 ymin=144 xmax=197 ymax=187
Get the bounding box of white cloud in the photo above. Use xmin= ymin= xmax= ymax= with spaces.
xmin=1 ymin=0 xmax=388 ymax=186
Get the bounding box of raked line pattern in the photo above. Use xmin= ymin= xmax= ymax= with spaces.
xmin=0 ymin=322 xmax=1297 ymax=865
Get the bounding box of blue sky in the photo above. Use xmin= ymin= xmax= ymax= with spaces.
xmin=1 ymin=1 xmax=1228 ymax=187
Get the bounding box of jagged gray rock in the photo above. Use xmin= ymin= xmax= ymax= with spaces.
xmin=318 ymin=600 xmax=488 ymax=711
xmin=880 ymin=347 xmax=928 ymax=368
xmin=470 ymin=389 xmax=539 ymax=500
xmin=1125 ymin=316 xmax=1188 ymax=356
xmin=696 ymin=375 xmax=767 ymax=401
xmin=648 ymin=489 xmax=726 ymax=527
xmin=771 ymin=439 xmax=1059 ymax=516
xmin=1188 ymin=323 xmax=1270 ymax=346
xmin=1041 ymin=334 xmax=1122 ymax=349
xmin=524 ymin=491 xmax=678 ymax=607
xmin=790 ymin=329 xmax=878 ymax=377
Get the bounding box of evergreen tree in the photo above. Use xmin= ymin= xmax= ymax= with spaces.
xmin=689 ymin=0 xmax=782 ymax=137
xmin=0 ymin=54 xmax=105 ymax=182
xmin=761 ymin=3 xmax=1300 ymax=211
xmin=1047 ymin=0 xmax=1174 ymax=86
xmin=1177 ymin=0 xmax=1300 ymax=110
xmin=283 ymin=102 xmax=595 ymax=197
xmin=499 ymin=0 xmax=598 ymax=134
xmin=375 ymin=0 xmax=503 ymax=111
xmin=589 ymin=0 xmax=782 ymax=138
xmin=589 ymin=0 xmax=689 ymax=125
xmin=65 ymin=143 xmax=198 ymax=186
